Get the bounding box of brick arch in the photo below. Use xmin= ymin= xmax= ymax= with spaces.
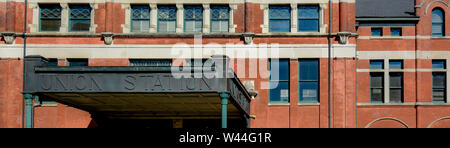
xmin=427 ymin=116 xmax=450 ymax=128
xmin=425 ymin=0 xmax=450 ymax=15
xmin=365 ymin=117 xmax=409 ymax=128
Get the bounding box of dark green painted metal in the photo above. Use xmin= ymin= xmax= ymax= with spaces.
xmin=24 ymin=94 xmax=33 ymax=128
xmin=220 ymin=92 xmax=230 ymax=128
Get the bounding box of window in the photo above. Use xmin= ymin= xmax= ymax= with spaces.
xmin=432 ymin=60 xmax=446 ymax=103
xmin=298 ymin=5 xmax=319 ymax=32
xmin=299 ymin=60 xmax=319 ymax=102
xmin=432 ymin=8 xmax=445 ymax=36
xmin=67 ymin=59 xmax=88 ymax=66
xmin=184 ymin=5 xmax=203 ymax=33
xmin=433 ymin=60 xmax=446 ymax=69
xmin=370 ymin=60 xmax=384 ymax=69
xmin=433 ymin=73 xmax=446 ymax=103
xmin=389 ymin=73 xmax=403 ymax=103
xmin=371 ymin=28 xmax=382 ymax=36
xmin=211 ymin=5 xmax=229 ymax=32
xmin=69 ymin=5 xmax=91 ymax=32
xmin=269 ymin=59 xmax=290 ymax=103
xmin=39 ymin=4 xmax=62 ymax=32
xmin=389 ymin=60 xmax=403 ymax=69
xmin=370 ymin=60 xmax=384 ymax=103
xmin=370 ymin=73 xmax=384 ymax=103
xmin=269 ymin=5 xmax=291 ymax=32
xmin=129 ymin=59 xmax=172 ymax=67
xmin=158 ymin=6 xmax=177 ymax=33
xmin=47 ymin=58 xmax=58 ymax=66
xmin=391 ymin=28 xmax=402 ymax=36
xmin=131 ymin=5 xmax=150 ymax=33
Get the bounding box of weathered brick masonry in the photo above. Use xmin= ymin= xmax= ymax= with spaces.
xmin=0 ymin=0 xmax=449 ymax=128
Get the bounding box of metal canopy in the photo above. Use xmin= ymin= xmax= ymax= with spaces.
xmin=23 ymin=55 xmax=251 ymax=127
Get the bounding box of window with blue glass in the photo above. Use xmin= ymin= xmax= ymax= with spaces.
xmin=391 ymin=28 xmax=402 ymax=36
xmin=67 ymin=59 xmax=88 ymax=66
xmin=184 ymin=5 xmax=203 ymax=33
xmin=130 ymin=59 xmax=173 ymax=66
xmin=389 ymin=60 xmax=403 ymax=69
xmin=299 ymin=60 xmax=319 ymax=102
xmin=269 ymin=5 xmax=291 ymax=32
xmin=432 ymin=8 xmax=445 ymax=36
xmin=211 ymin=5 xmax=229 ymax=32
xmin=370 ymin=60 xmax=384 ymax=69
xmin=158 ymin=5 xmax=177 ymax=33
xmin=39 ymin=4 xmax=62 ymax=32
xmin=298 ymin=5 xmax=319 ymax=32
xmin=371 ymin=28 xmax=382 ymax=36
xmin=433 ymin=60 xmax=446 ymax=69
xmin=131 ymin=5 xmax=150 ymax=33
xmin=69 ymin=5 xmax=91 ymax=32
xmin=370 ymin=60 xmax=384 ymax=103
xmin=269 ymin=59 xmax=290 ymax=103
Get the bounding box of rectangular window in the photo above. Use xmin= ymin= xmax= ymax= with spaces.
xmin=433 ymin=60 xmax=446 ymax=69
xmin=269 ymin=5 xmax=291 ymax=32
xmin=67 ymin=59 xmax=88 ymax=66
xmin=299 ymin=60 xmax=319 ymax=102
xmin=391 ymin=28 xmax=402 ymax=36
xmin=433 ymin=72 xmax=446 ymax=103
xmin=39 ymin=4 xmax=62 ymax=32
xmin=184 ymin=5 xmax=203 ymax=33
xmin=389 ymin=72 xmax=403 ymax=103
xmin=269 ymin=59 xmax=290 ymax=103
xmin=131 ymin=5 xmax=150 ymax=33
xmin=370 ymin=73 xmax=384 ymax=103
xmin=389 ymin=60 xmax=403 ymax=69
xmin=129 ymin=59 xmax=173 ymax=66
xmin=158 ymin=5 xmax=177 ymax=33
xmin=211 ymin=5 xmax=229 ymax=33
xmin=370 ymin=60 xmax=384 ymax=69
xmin=298 ymin=5 xmax=319 ymax=32
xmin=69 ymin=5 xmax=91 ymax=32
xmin=371 ymin=28 xmax=382 ymax=36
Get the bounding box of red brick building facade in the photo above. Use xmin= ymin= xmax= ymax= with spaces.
xmin=0 ymin=0 xmax=449 ymax=128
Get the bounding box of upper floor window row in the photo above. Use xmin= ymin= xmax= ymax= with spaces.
xmin=269 ymin=5 xmax=320 ymax=33
xmin=371 ymin=27 xmax=403 ymax=37
xmin=39 ymin=4 xmax=92 ymax=32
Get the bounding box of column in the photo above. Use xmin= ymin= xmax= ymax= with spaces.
xmin=384 ymin=59 xmax=390 ymax=103
xmin=219 ymin=92 xmax=230 ymax=128
xmin=89 ymin=3 xmax=98 ymax=33
xmin=202 ymin=4 xmax=210 ymax=33
xmin=60 ymin=3 xmax=69 ymax=33
xmin=260 ymin=4 xmax=269 ymax=33
xmin=24 ymin=94 xmax=33 ymax=128
xmin=291 ymin=3 xmax=298 ymax=33
xmin=176 ymin=4 xmax=184 ymax=33
xmin=229 ymin=4 xmax=238 ymax=33
xmin=150 ymin=3 xmax=158 ymax=33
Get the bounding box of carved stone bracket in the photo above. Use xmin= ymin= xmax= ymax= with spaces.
xmin=242 ymin=33 xmax=255 ymax=45
xmin=102 ymin=32 xmax=114 ymax=45
xmin=1 ymin=32 xmax=16 ymax=44
xmin=337 ymin=32 xmax=352 ymax=45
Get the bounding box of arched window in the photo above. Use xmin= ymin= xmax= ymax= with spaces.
xmin=432 ymin=8 xmax=445 ymax=36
